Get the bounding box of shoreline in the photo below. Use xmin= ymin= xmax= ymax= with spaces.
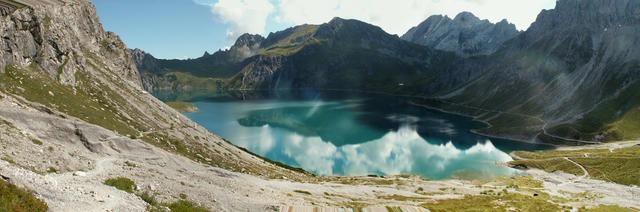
xmin=407 ymin=100 xmax=554 ymax=147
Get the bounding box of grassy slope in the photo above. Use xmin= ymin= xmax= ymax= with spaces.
xmin=411 ymin=98 xmax=543 ymax=139
xmin=510 ymin=146 xmax=640 ymax=186
xmin=0 ymin=179 xmax=47 ymax=212
xmin=102 ymin=177 xmax=210 ymax=212
xmin=259 ymin=25 xmax=320 ymax=56
xmin=167 ymin=72 xmax=225 ymax=89
xmin=0 ymin=63 xmax=149 ymax=137
xmin=1 ymin=60 xmax=312 ymax=180
xmin=165 ymin=101 xmax=198 ymax=113
xmin=548 ymin=80 xmax=640 ymax=141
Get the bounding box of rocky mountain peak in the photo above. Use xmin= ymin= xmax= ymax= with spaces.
xmin=232 ymin=33 xmax=265 ymax=49
xmin=529 ymin=0 xmax=640 ymax=33
xmin=401 ymin=12 xmax=519 ymax=57
xmin=315 ymin=17 xmax=392 ymax=42
xmin=229 ymin=33 xmax=265 ymax=61
xmin=453 ymin=11 xmax=481 ymax=23
xmin=328 ymin=17 xmax=346 ymax=24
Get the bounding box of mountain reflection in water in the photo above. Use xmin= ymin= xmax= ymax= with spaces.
xmin=158 ymin=90 xmax=552 ymax=180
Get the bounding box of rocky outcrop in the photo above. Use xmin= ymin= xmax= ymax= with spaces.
xmin=229 ymin=33 xmax=264 ymax=61
xmin=130 ymin=48 xmax=159 ymax=73
xmin=402 ymin=12 xmax=520 ymax=57
xmin=0 ymin=0 xmax=140 ymax=87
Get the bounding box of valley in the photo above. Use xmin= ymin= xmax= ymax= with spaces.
xmin=0 ymin=0 xmax=639 ymax=211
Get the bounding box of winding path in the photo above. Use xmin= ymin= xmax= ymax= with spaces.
xmin=564 ymin=157 xmax=589 ymax=178
xmin=430 ymin=99 xmax=602 ymax=144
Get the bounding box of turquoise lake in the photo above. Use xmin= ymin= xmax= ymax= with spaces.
xmin=155 ymin=90 xmax=552 ymax=180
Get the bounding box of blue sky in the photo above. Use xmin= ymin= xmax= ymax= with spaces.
xmin=91 ymin=0 xmax=555 ymax=59
xmin=92 ymin=0 xmax=233 ymax=59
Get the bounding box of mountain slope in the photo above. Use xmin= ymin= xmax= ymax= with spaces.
xmin=132 ymin=34 xmax=270 ymax=91
xmin=402 ymin=12 xmax=520 ymax=57
xmin=138 ymin=18 xmax=461 ymax=95
xmin=227 ymin=18 xmax=454 ymax=93
xmin=439 ymin=0 xmax=640 ymax=142
xmin=135 ymin=1 xmax=640 ymax=144
xmin=0 ymin=1 xmax=312 ymax=210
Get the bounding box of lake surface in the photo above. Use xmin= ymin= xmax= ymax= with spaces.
xmin=155 ymin=89 xmax=552 ymax=180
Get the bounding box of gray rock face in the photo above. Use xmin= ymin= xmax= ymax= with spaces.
xmin=130 ymin=48 xmax=167 ymax=91
xmin=441 ymin=0 xmax=640 ymax=141
xmin=402 ymin=12 xmax=520 ymax=57
xmin=230 ymin=33 xmax=265 ymax=61
xmin=130 ymin=48 xmax=159 ymax=73
xmin=0 ymin=0 xmax=140 ymax=87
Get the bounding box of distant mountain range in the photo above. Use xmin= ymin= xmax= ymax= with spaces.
xmin=401 ymin=12 xmax=520 ymax=57
xmin=134 ymin=0 xmax=640 ymax=144
xmin=133 ymin=17 xmax=459 ymax=94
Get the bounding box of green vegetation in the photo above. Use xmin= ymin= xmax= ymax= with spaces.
xmin=43 ymin=15 xmax=52 ymax=29
xmin=235 ymin=145 xmax=311 ymax=175
xmin=166 ymin=200 xmax=209 ymax=212
xmin=420 ymin=192 xmax=565 ymax=212
xmin=293 ymin=190 xmax=311 ymax=195
xmin=258 ymin=25 xmax=322 ymax=56
xmin=547 ymin=80 xmax=640 ymax=142
xmin=139 ymin=192 xmax=210 ymax=212
xmin=164 ymin=72 xmax=225 ymax=89
xmin=510 ymin=158 xmax=585 ymax=176
xmin=56 ymin=58 xmax=69 ymax=80
xmin=124 ymin=161 xmax=137 ymax=167
xmin=0 ymin=179 xmax=48 ymax=212
xmin=104 ymin=177 xmax=136 ymax=193
xmin=323 ymin=176 xmax=395 ymax=186
xmin=1 ymin=62 xmax=303 ymax=180
xmin=137 ymin=191 xmax=157 ymax=205
xmin=46 ymin=167 xmax=57 ymax=173
xmin=494 ymin=176 xmax=543 ymax=188
xmin=165 ymin=101 xmax=198 ymax=113
xmin=510 ymin=146 xmax=640 ymax=186
xmin=411 ymin=98 xmax=544 ymax=138
xmin=579 ymin=205 xmax=634 ymax=212
xmin=0 ymin=64 xmax=148 ymax=138
xmin=477 ymin=113 xmax=543 ymax=137
xmin=411 ymin=98 xmax=484 ymax=117
xmin=30 ymin=138 xmax=43 ymax=145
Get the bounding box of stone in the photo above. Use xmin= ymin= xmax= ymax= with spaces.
xmin=401 ymin=11 xmax=520 ymax=57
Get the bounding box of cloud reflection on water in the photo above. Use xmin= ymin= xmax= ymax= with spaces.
xmin=237 ymin=122 xmax=518 ymax=179
xmin=187 ymin=98 xmax=526 ymax=180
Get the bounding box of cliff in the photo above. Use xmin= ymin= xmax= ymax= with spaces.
xmin=402 ymin=12 xmax=520 ymax=57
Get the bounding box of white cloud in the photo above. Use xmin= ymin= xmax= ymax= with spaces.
xmin=199 ymin=0 xmax=556 ymax=49
xmin=209 ymin=0 xmax=275 ymax=40
xmin=275 ymin=0 xmax=556 ymax=35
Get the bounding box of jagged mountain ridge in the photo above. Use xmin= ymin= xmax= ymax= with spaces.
xmin=401 ymin=12 xmax=520 ymax=57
